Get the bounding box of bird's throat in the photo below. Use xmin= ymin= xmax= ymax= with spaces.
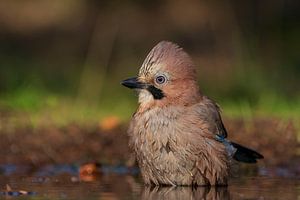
xmin=138 ymin=86 xmax=164 ymax=109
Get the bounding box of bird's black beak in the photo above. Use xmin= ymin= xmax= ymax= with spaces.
xmin=121 ymin=77 xmax=145 ymax=89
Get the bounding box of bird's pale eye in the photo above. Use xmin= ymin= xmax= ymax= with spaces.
xmin=155 ymin=75 xmax=167 ymax=85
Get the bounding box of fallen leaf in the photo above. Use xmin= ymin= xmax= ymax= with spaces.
xmin=6 ymin=184 xmax=12 ymax=192
xmin=99 ymin=116 xmax=120 ymax=131
xmin=79 ymin=162 xmax=101 ymax=182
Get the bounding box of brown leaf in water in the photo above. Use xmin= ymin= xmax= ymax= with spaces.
xmin=79 ymin=162 xmax=102 ymax=182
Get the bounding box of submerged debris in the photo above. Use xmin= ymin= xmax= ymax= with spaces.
xmin=1 ymin=184 xmax=36 ymax=196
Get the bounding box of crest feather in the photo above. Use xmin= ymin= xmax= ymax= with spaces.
xmin=139 ymin=41 xmax=196 ymax=79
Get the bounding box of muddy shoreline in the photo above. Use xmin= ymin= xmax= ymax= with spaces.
xmin=0 ymin=118 xmax=298 ymax=171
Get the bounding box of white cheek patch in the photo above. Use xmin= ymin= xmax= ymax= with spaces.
xmin=138 ymin=89 xmax=154 ymax=105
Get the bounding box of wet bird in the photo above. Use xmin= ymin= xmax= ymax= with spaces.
xmin=121 ymin=41 xmax=263 ymax=186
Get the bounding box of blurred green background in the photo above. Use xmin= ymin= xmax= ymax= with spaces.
xmin=0 ymin=0 xmax=299 ymax=128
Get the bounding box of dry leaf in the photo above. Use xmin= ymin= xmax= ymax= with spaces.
xmin=99 ymin=116 xmax=120 ymax=131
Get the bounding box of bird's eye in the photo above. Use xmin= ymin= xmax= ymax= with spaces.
xmin=155 ymin=75 xmax=167 ymax=84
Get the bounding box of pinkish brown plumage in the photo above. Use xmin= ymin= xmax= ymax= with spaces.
xmin=122 ymin=41 xmax=263 ymax=186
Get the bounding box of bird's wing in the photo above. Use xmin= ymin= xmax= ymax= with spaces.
xmin=195 ymin=96 xmax=228 ymax=139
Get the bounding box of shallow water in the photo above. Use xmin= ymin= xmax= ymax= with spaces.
xmin=0 ymin=165 xmax=299 ymax=200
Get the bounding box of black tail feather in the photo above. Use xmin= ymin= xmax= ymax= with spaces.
xmin=231 ymin=142 xmax=264 ymax=163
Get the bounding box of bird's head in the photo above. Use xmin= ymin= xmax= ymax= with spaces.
xmin=122 ymin=41 xmax=201 ymax=109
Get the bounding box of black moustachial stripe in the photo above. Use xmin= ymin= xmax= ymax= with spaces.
xmin=147 ymin=85 xmax=165 ymax=99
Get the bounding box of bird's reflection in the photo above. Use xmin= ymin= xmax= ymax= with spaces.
xmin=142 ymin=186 xmax=230 ymax=200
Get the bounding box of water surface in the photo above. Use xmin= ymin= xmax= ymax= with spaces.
xmin=0 ymin=165 xmax=299 ymax=200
